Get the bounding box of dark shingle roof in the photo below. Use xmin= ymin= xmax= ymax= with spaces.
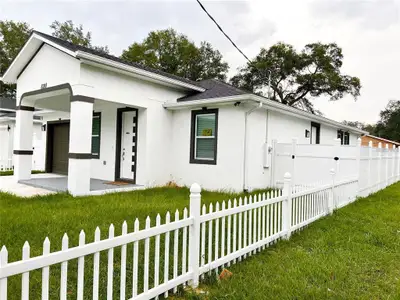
xmin=0 ymin=97 xmax=16 ymax=110
xmin=177 ymin=79 xmax=248 ymax=101
xmin=33 ymin=31 xmax=203 ymax=89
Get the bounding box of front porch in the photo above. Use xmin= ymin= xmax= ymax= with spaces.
xmin=0 ymin=173 xmax=143 ymax=197
xmin=14 ymin=83 xmax=144 ymax=196
xmin=20 ymin=173 xmax=143 ymax=195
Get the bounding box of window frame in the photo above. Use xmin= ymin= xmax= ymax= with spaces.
xmin=190 ymin=108 xmax=218 ymax=165
xmin=310 ymin=122 xmax=321 ymax=145
xmin=337 ymin=130 xmax=350 ymax=145
xmin=91 ymin=112 xmax=101 ymax=159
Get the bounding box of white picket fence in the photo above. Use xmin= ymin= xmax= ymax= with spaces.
xmin=1 ymin=165 xmax=398 ymax=299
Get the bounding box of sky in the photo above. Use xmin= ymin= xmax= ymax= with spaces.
xmin=1 ymin=0 xmax=399 ymax=124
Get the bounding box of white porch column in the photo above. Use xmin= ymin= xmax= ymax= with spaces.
xmin=68 ymin=95 xmax=94 ymax=196
xmin=14 ymin=105 xmax=34 ymax=181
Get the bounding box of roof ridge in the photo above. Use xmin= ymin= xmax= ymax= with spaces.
xmin=33 ymin=30 xmax=203 ymax=89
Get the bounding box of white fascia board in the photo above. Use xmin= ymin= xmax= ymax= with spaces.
xmin=1 ymin=34 xmax=36 ymax=83
xmin=0 ymin=117 xmax=42 ymax=124
xmin=2 ymin=33 xmax=77 ymax=83
xmin=249 ymin=95 xmax=368 ymax=135
xmin=76 ymin=51 xmax=205 ymax=92
xmin=0 ymin=108 xmax=16 ymax=113
xmin=33 ymin=33 xmax=76 ymax=57
xmin=164 ymin=94 xmax=368 ymax=135
xmin=163 ymin=95 xmax=251 ymax=109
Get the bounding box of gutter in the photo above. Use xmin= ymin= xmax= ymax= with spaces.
xmin=164 ymin=95 xmax=368 ymax=135
xmin=243 ymin=102 xmax=263 ymax=191
xmin=76 ymin=51 xmax=206 ymax=92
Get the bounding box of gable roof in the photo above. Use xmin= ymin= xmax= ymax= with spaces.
xmin=33 ymin=31 xmax=205 ymax=88
xmin=363 ymin=135 xmax=400 ymax=146
xmin=1 ymin=31 xmax=205 ymax=92
xmin=178 ymin=79 xmax=247 ymax=101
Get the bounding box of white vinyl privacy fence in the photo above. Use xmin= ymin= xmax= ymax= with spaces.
xmin=1 ymin=164 xmax=399 ymax=299
xmin=0 ymin=125 xmax=13 ymax=171
xmin=272 ymin=139 xmax=400 ymax=196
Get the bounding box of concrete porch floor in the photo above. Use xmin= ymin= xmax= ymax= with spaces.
xmin=0 ymin=173 xmax=143 ymax=197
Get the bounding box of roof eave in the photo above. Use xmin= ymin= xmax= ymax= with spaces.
xmin=164 ymin=94 xmax=368 ymax=135
xmin=164 ymin=95 xmax=253 ymax=109
xmin=365 ymin=134 xmax=400 ymax=146
xmin=2 ymin=33 xmax=77 ymax=84
xmin=248 ymin=95 xmax=369 ymax=135
xmin=76 ymin=51 xmax=205 ymax=92
xmin=2 ymin=33 xmax=205 ymax=93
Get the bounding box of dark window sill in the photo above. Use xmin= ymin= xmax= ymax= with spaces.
xmin=190 ymin=159 xmax=217 ymax=165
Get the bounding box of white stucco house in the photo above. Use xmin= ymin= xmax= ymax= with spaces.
xmin=0 ymin=31 xmax=367 ymax=195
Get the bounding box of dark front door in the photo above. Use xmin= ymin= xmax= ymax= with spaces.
xmin=52 ymin=123 xmax=70 ymax=174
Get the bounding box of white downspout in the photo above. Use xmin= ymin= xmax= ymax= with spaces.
xmin=243 ymin=101 xmax=263 ymax=191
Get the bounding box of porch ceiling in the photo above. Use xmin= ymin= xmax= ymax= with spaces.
xmin=20 ymin=83 xmax=72 ymax=112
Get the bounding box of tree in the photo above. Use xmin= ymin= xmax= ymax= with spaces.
xmin=0 ymin=21 xmax=32 ymax=99
xmin=50 ymin=20 xmax=109 ymax=54
xmin=341 ymin=120 xmax=376 ymax=134
xmin=231 ymin=42 xmax=361 ymax=113
xmin=342 ymin=121 xmax=365 ymax=130
xmin=121 ymin=28 xmax=228 ymax=81
xmin=374 ymin=100 xmax=400 ymax=142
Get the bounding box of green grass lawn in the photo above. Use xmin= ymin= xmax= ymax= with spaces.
xmin=0 ymin=186 xmax=255 ymax=299
xmin=0 ymin=170 xmax=44 ymax=176
xmin=196 ymin=182 xmax=400 ymax=299
xmin=1 ymin=183 xmax=399 ymax=299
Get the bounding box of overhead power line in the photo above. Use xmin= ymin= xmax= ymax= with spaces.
xmin=195 ymin=0 xmax=251 ymax=63
xmin=195 ymin=0 xmax=272 ymax=97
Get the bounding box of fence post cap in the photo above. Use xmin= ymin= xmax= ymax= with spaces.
xmin=330 ymin=168 xmax=335 ymax=175
xmin=190 ymin=183 xmax=201 ymax=194
xmin=284 ymin=172 xmax=292 ymax=180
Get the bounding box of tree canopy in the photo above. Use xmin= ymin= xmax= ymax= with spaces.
xmin=0 ymin=20 xmax=109 ymax=99
xmin=343 ymin=100 xmax=400 ymax=142
xmin=121 ymin=28 xmax=228 ymax=81
xmin=50 ymin=20 xmax=109 ymax=54
xmin=341 ymin=120 xmax=376 ymax=134
xmin=0 ymin=21 xmax=32 ymax=99
xmin=231 ymin=42 xmax=361 ymax=113
xmin=374 ymin=100 xmax=400 ymax=142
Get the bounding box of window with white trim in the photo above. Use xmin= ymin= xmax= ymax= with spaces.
xmin=190 ymin=109 xmax=218 ymax=164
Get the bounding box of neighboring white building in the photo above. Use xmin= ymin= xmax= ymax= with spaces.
xmin=0 ymin=31 xmax=367 ymax=195
xmin=0 ymin=97 xmax=44 ymax=171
